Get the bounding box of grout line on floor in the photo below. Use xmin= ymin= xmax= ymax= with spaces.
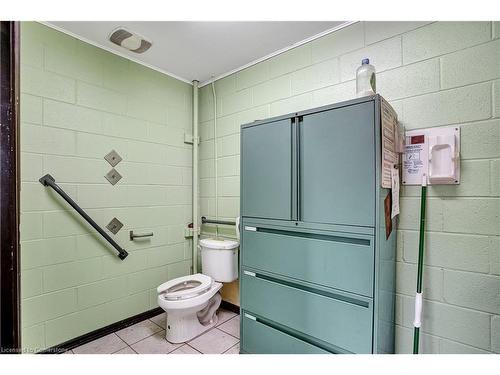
xmin=222 ymin=332 xmax=239 ymax=340
xmin=185 ymin=343 xmax=202 ymax=353
xmin=109 ymin=335 xmax=128 ymax=354
xmin=148 ymin=317 xmax=165 ymax=330
xmin=187 ymin=326 xmax=218 ymax=344
xmin=167 ymin=345 xmax=180 ymax=354
xmin=115 ymin=333 xmax=128 ymax=346
xmin=131 ymin=329 xmax=166 ymax=346
xmin=119 ymin=325 xmax=166 ymax=346
xmin=215 ymin=312 xmax=239 ymax=327
xmin=213 ymin=326 xmax=240 ymax=341
xmin=222 ymin=342 xmax=240 ymax=354
xmin=217 ymin=316 xmax=240 ymax=340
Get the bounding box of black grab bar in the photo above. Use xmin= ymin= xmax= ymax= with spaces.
xmin=201 ymin=216 xmax=236 ymax=226
xmin=39 ymin=174 xmax=128 ymax=260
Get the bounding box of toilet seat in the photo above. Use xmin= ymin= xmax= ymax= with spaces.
xmin=157 ymin=274 xmax=213 ymax=301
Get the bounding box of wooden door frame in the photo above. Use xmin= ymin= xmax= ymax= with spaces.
xmin=0 ymin=21 xmax=20 ymax=353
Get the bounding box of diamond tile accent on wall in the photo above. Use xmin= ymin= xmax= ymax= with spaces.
xmin=104 ymin=149 xmax=123 ymax=167
xmin=106 ymin=217 xmax=123 ymax=235
xmin=104 ymin=168 xmax=122 ymax=185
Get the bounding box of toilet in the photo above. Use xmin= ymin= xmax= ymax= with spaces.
xmin=157 ymin=238 xmax=239 ymax=343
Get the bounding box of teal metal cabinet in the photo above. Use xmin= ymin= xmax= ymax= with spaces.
xmin=241 ymin=119 xmax=292 ymax=220
xmin=240 ymin=95 xmax=396 ymax=354
xmin=300 ymin=101 xmax=375 ymax=227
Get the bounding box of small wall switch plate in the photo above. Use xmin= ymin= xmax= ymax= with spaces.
xmin=184 ymin=133 xmax=199 ymax=145
xmin=184 ymin=227 xmax=200 ymax=238
xmin=105 ymin=168 xmax=122 ymax=185
xmin=106 ymin=217 xmax=123 ymax=235
xmin=104 ymin=150 xmax=122 ymax=167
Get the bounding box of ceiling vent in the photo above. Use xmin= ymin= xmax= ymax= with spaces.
xmin=109 ymin=27 xmax=152 ymax=54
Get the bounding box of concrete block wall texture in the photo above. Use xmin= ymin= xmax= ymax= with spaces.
xmin=20 ymin=22 xmax=193 ymax=351
xmin=198 ymin=21 xmax=500 ymax=353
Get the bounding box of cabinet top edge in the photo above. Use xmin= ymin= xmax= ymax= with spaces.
xmin=241 ymin=94 xmax=381 ymax=130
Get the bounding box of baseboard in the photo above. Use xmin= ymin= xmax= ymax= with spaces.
xmin=39 ymin=300 xmax=240 ymax=354
xmin=38 ymin=307 xmax=163 ymax=354
xmin=221 ymin=300 xmax=240 ymax=314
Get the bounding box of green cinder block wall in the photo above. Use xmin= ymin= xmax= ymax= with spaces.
xmin=20 ymin=22 xmax=193 ymax=351
xmin=19 ymin=21 xmax=500 ymax=354
xmin=198 ymin=21 xmax=500 ymax=354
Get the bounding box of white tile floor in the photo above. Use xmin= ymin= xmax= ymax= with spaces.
xmin=66 ymin=308 xmax=240 ymax=354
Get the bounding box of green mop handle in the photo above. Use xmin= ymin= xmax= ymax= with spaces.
xmin=413 ymin=175 xmax=427 ymax=354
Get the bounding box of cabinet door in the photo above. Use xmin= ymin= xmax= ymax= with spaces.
xmin=241 ymin=119 xmax=292 ymax=220
xmin=299 ymin=102 xmax=375 ymax=227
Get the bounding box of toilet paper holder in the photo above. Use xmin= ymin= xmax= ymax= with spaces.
xmin=129 ymin=230 xmax=154 ymax=241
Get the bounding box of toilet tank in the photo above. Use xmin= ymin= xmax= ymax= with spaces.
xmin=200 ymin=238 xmax=239 ymax=283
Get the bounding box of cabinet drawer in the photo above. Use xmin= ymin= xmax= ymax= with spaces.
xmin=241 ymin=271 xmax=373 ymax=353
xmin=241 ymin=225 xmax=374 ymax=297
xmin=241 ymin=312 xmax=330 ymax=354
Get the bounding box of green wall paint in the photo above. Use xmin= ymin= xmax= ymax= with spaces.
xmin=198 ymin=21 xmax=500 ymax=354
xmin=20 ymin=22 xmax=193 ymax=351
xmin=19 ymin=20 xmax=499 ymax=354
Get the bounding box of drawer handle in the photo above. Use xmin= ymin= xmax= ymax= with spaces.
xmin=244 ymin=312 xmax=341 ymax=353
xmin=244 ymin=226 xmax=257 ymax=231
xmin=253 ymin=272 xmax=370 ymax=309
xmin=244 ymin=313 xmax=257 ymax=321
xmin=256 ymin=227 xmax=371 ymax=246
xmin=243 ymin=270 xmax=256 ymax=277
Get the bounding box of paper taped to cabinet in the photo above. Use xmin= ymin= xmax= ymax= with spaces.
xmin=381 ymin=98 xmax=400 ymax=188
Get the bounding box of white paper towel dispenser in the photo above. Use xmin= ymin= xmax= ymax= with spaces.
xmin=403 ymin=126 xmax=460 ymax=186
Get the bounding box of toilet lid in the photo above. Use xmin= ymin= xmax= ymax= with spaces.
xmin=159 ymin=274 xmax=213 ymax=301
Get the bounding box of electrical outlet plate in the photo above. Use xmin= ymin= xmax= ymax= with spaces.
xmin=106 ymin=217 xmax=123 ymax=235
xmin=104 ymin=150 xmax=122 ymax=167
xmin=105 ymin=168 xmax=122 ymax=185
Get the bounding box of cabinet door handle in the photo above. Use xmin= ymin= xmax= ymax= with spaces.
xmin=244 ymin=313 xmax=257 ymax=321
xmin=296 ymin=116 xmax=302 ymax=221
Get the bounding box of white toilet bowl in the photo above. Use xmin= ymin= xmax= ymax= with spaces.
xmin=157 ymin=238 xmax=239 ymax=343
xmin=157 ymin=273 xmax=223 ymax=343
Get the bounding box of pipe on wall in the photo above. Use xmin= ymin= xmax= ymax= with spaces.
xmin=192 ymin=80 xmax=199 ymax=273
xmin=211 ymin=82 xmax=219 ymax=238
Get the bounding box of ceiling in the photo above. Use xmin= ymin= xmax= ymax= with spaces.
xmin=46 ymin=21 xmax=348 ymax=85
